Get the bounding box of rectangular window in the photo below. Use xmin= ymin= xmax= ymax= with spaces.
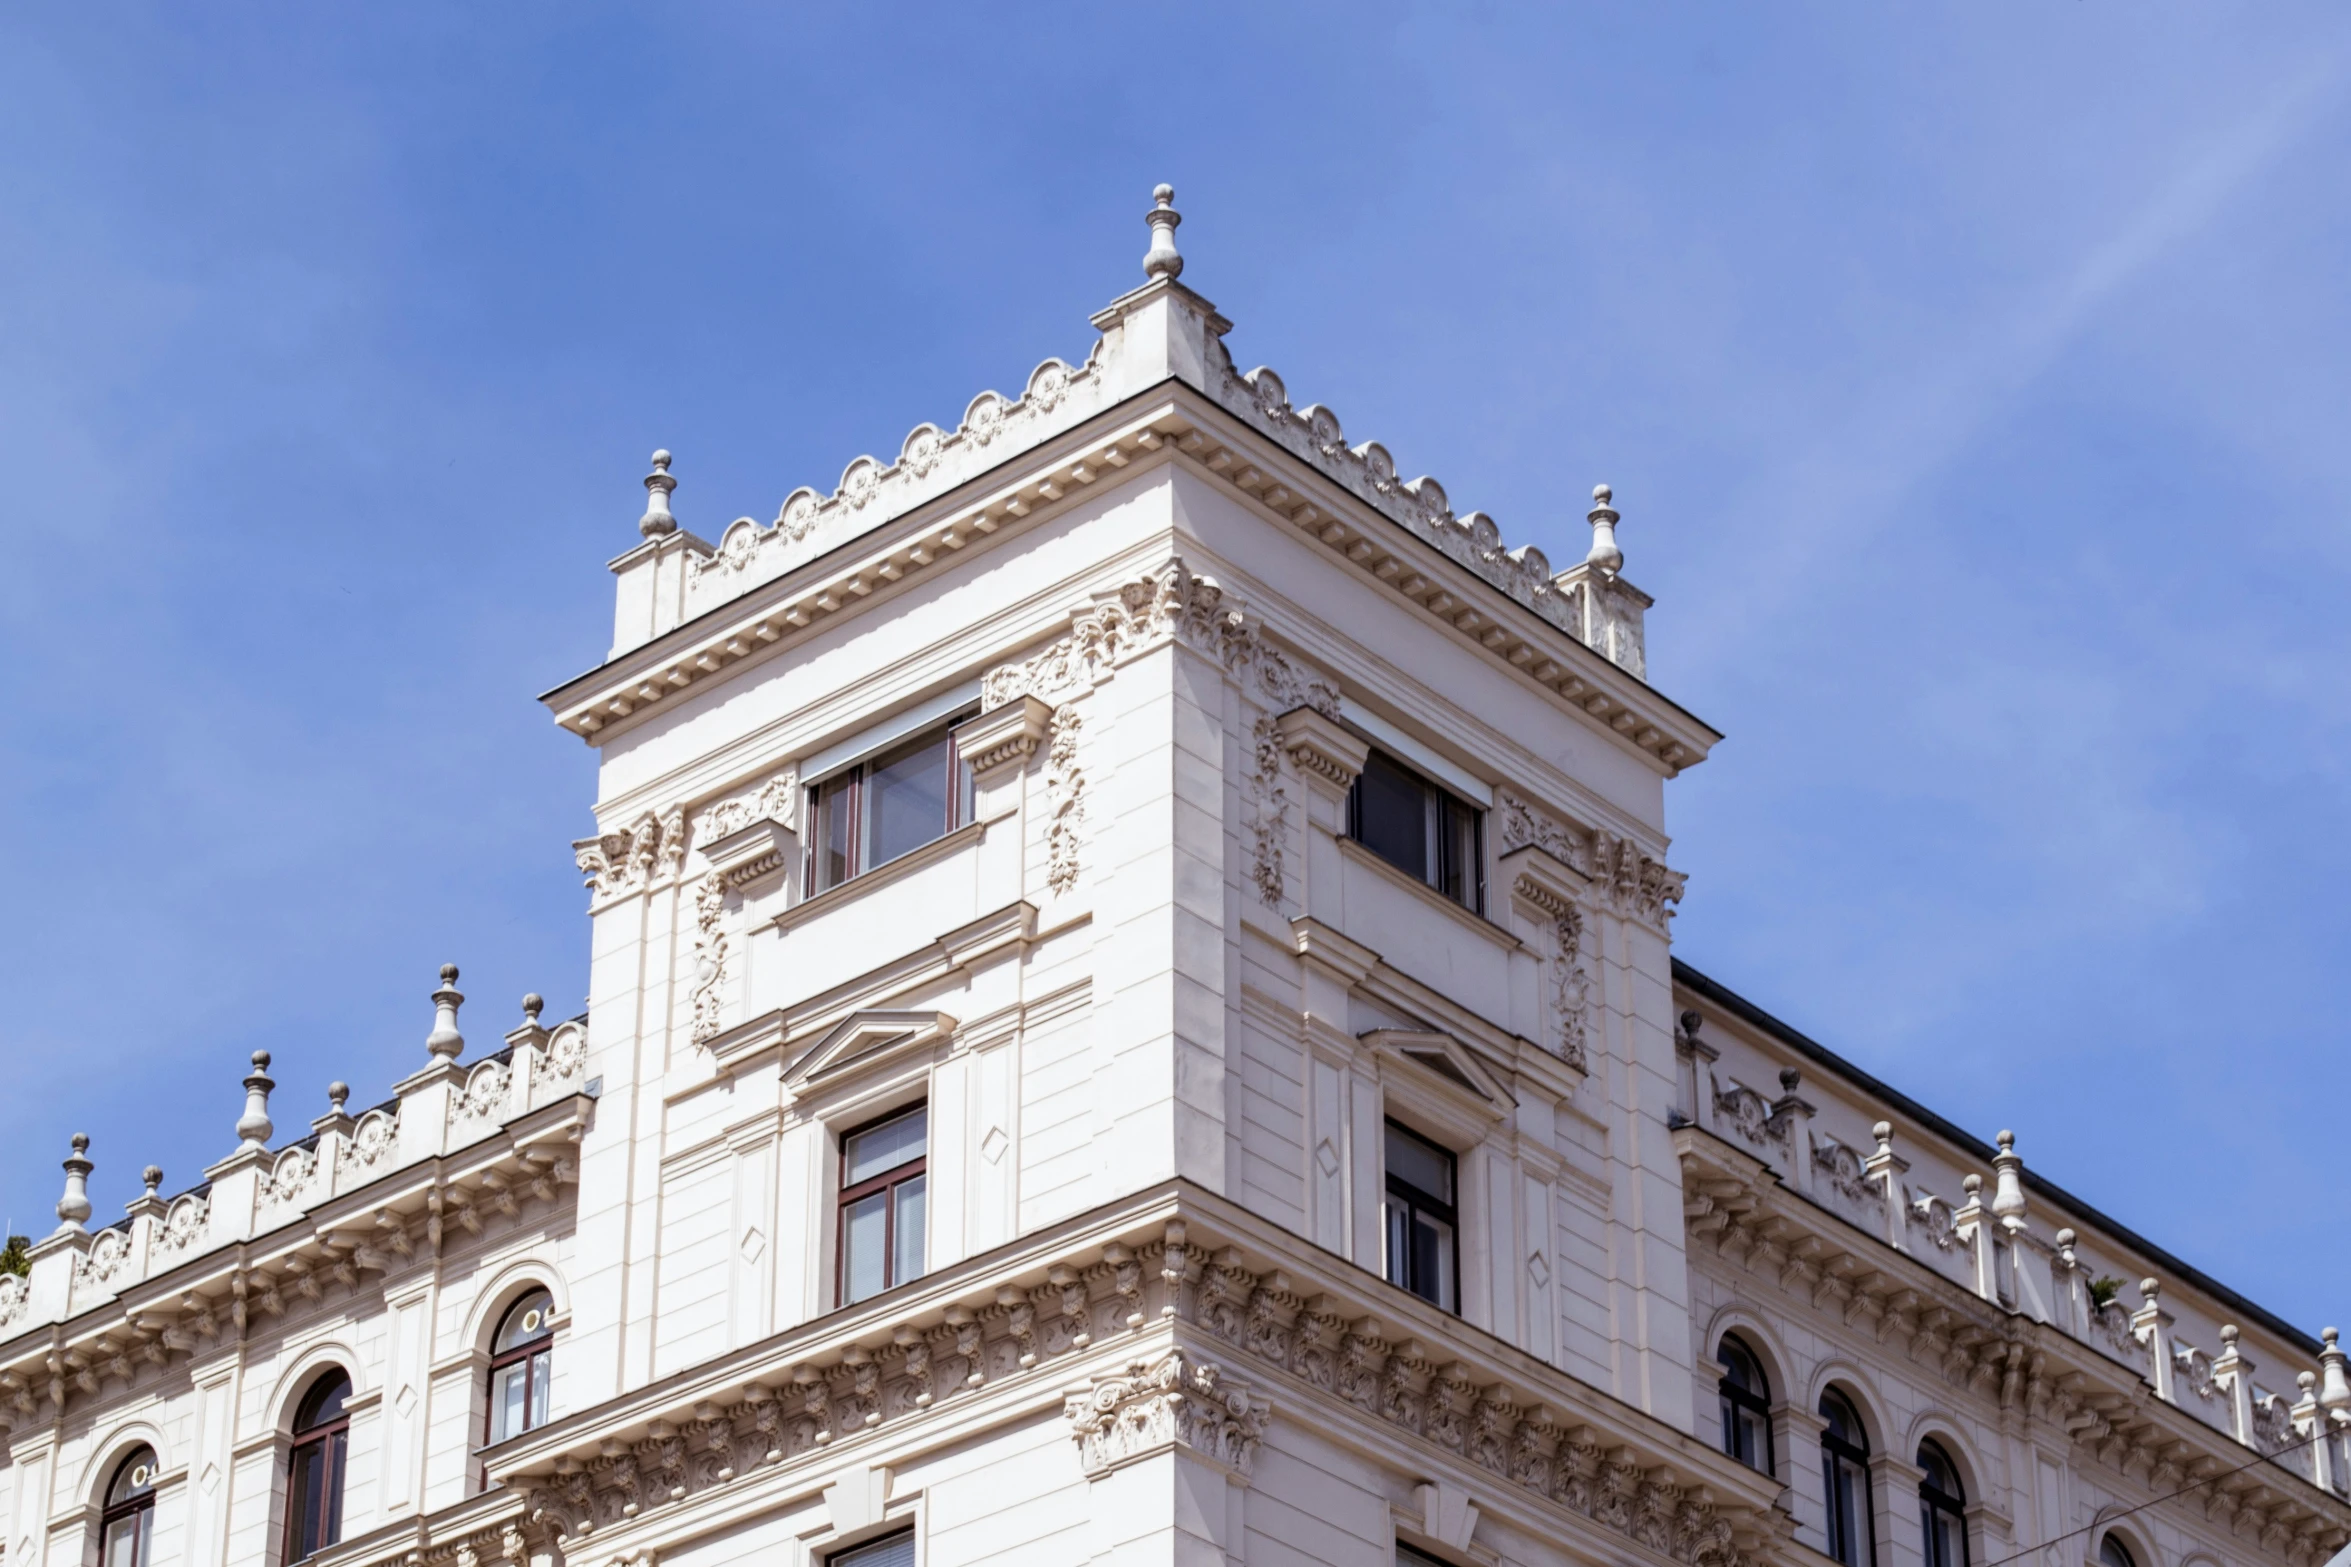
xmin=839 ymin=1106 xmax=928 ymax=1305
xmin=807 ymin=719 xmax=976 ymax=895
xmin=1382 ymin=1119 xmax=1458 ymax=1312
xmin=831 ymin=1534 xmax=915 ymax=1567
xmin=1347 ymin=749 xmax=1483 ymax=911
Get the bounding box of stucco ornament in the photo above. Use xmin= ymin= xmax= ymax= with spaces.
xmin=1064 ymin=1348 xmax=1268 ymax=1479
xmin=688 ymin=872 xmax=730 ymax=1045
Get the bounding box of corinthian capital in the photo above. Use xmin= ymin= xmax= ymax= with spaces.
xmin=1063 ymin=1347 xmax=1269 ymax=1480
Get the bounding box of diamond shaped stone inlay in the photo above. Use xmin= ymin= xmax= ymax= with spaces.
xmin=200 ymin=1463 xmax=221 ymax=1496
xmin=1527 ymin=1252 xmax=1552 ymax=1288
xmin=1314 ymin=1138 xmax=1341 ymax=1178
xmin=741 ymin=1226 xmax=766 ymax=1263
xmin=981 ymin=1126 xmax=1009 ymax=1165
xmin=394 ymin=1384 xmax=418 ymax=1418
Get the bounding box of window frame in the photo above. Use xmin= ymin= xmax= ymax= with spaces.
xmin=828 ymin=1529 xmax=916 ymax=1567
xmin=481 ymin=1288 xmax=556 ymax=1486
xmin=1818 ymin=1390 xmax=1875 ymax=1567
xmin=1916 ymin=1440 xmax=1967 ymax=1567
xmin=1346 ymin=748 xmax=1485 ymax=913
xmin=836 ymin=1104 xmax=929 ymax=1306
xmin=99 ymin=1447 xmax=157 ymax=1567
xmin=1715 ymin=1336 xmax=1775 ymax=1476
xmin=1381 ymin=1118 xmax=1460 ymax=1313
xmin=283 ymin=1372 xmax=351 ymax=1566
xmin=805 ymin=717 xmax=977 ymax=896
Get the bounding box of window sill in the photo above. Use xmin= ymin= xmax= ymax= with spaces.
xmin=772 ymin=819 xmax=986 ymax=934
xmin=1336 ymin=835 xmax=1521 ymax=952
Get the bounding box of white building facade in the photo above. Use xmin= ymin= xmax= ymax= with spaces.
xmin=4 ymin=188 xmax=2346 ymax=1567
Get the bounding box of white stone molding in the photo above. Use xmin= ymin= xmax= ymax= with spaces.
xmin=950 ymin=696 xmax=1051 ymax=783
xmin=980 ymin=559 xmax=1340 ymax=899
xmin=687 ymin=872 xmax=729 ymax=1046
xmin=1063 ymin=1347 xmax=1269 ymax=1480
xmin=1510 ymin=870 xmax=1594 ymax=1071
xmin=573 ymin=809 xmax=688 ymax=905
xmin=1494 ymin=787 xmax=1685 ymax=933
xmin=693 ymin=767 xmax=797 ymax=846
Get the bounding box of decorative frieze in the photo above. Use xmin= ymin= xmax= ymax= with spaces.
xmin=981 ymin=560 xmax=1339 ymax=899
xmin=1064 ymin=1348 xmax=1269 ymax=1479
xmin=694 ymin=768 xmax=796 ymax=845
xmin=1495 ymin=787 xmax=1685 ymax=932
xmin=686 ymin=353 xmax=1102 ymax=596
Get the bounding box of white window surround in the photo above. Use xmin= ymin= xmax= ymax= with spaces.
xmin=800 ymin=679 xmax=983 ymax=785
xmin=1339 ymin=701 xmax=1494 ymax=807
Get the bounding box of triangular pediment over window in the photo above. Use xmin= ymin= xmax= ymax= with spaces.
xmin=782 ymin=1009 xmax=958 ymax=1091
xmin=1358 ymin=1028 xmax=1512 ymax=1113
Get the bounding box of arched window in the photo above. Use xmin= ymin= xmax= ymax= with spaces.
xmin=1819 ymin=1389 xmax=1875 ymax=1567
xmin=1917 ymin=1440 xmax=1966 ymax=1567
xmin=1716 ymin=1336 xmax=1774 ymax=1474
xmin=283 ymin=1371 xmax=350 ymax=1564
xmin=100 ymin=1447 xmax=158 ymax=1567
xmin=2097 ymin=1535 xmax=2137 ymax=1567
xmin=487 ymin=1289 xmax=555 ymax=1444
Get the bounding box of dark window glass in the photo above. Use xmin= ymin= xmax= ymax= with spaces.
xmin=807 ymin=720 xmax=975 ymax=894
xmin=1820 ymin=1390 xmax=1874 ymax=1567
xmin=839 ymin=1107 xmax=928 ymax=1305
xmin=1716 ymin=1337 xmax=1773 ymax=1475
xmin=2097 ymin=1538 xmax=2136 ymax=1567
xmin=285 ymin=1371 xmax=351 ymax=1564
xmin=487 ymin=1288 xmax=556 ymax=1456
xmin=1382 ymin=1120 xmax=1457 ymax=1312
xmin=101 ymin=1448 xmax=157 ymax=1567
xmin=1918 ymin=1442 xmax=1966 ymax=1567
xmin=1346 ymin=749 xmax=1482 ymax=912
xmin=830 ymin=1533 xmax=915 ymax=1567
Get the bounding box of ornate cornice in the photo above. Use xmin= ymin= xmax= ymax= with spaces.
xmin=0 ymin=1095 xmax=588 ymax=1425
xmin=484 ymin=1184 xmax=1783 ymax=1567
xmin=1676 ymin=1126 xmax=2351 ymax=1565
xmin=544 ymin=395 xmax=1717 ymax=782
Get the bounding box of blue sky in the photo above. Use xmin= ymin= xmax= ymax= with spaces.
xmin=3 ymin=6 xmax=2345 ymax=1335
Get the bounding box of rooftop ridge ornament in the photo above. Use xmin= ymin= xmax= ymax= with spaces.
xmin=639 ymin=449 xmax=679 ymax=538
xmin=1142 ymin=184 xmax=1183 ymax=281
xmin=426 ymin=964 xmax=466 ymax=1061
xmin=235 ymin=1051 xmax=276 ymax=1150
xmin=1585 ymin=484 xmax=1623 ymax=574
xmin=54 ymin=1133 xmax=93 ymax=1235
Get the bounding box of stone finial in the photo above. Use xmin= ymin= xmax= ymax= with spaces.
xmin=426 ymin=964 xmax=466 ymax=1061
xmin=523 ymin=994 xmax=545 ymax=1027
xmin=1777 ymin=1066 xmax=1801 ymax=1095
xmin=2139 ymin=1277 xmax=2162 ymax=1307
xmin=1960 ymin=1173 xmax=1983 ymax=1200
xmin=142 ymin=1165 xmax=163 ymax=1199
xmin=1585 ymin=484 xmax=1623 ymax=574
xmin=1677 ymin=1009 xmax=1703 ymax=1042
xmin=2320 ymin=1327 xmax=2351 ymax=1417
xmin=328 ymin=1082 xmax=350 ymax=1115
xmin=1872 ymin=1121 xmax=1893 ymax=1158
xmin=1142 ymin=184 xmax=1183 ymax=281
xmin=2054 ymin=1226 xmax=2077 ymax=1266
xmin=1991 ymin=1128 xmax=2029 ymax=1229
xmin=55 ymin=1134 xmax=93 ymax=1234
xmin=235 ymin=1051 xmax=276 ymax=1150
xmin=638 ymin=450 xmax=679 ymax=538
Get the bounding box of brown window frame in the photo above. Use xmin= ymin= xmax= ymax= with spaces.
xmin=283 ymin=1372 xmax=351 ymax=1566
xmin=805 ymin=718 xmax=977 ymax=896
xmin=835 ymin=1106 xmax=928 ymax=1307
xmin=99 ymin=1448 xmax=157 ymax=1567
xmin=481 ymin=1290 xmax=555 ymax=1487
